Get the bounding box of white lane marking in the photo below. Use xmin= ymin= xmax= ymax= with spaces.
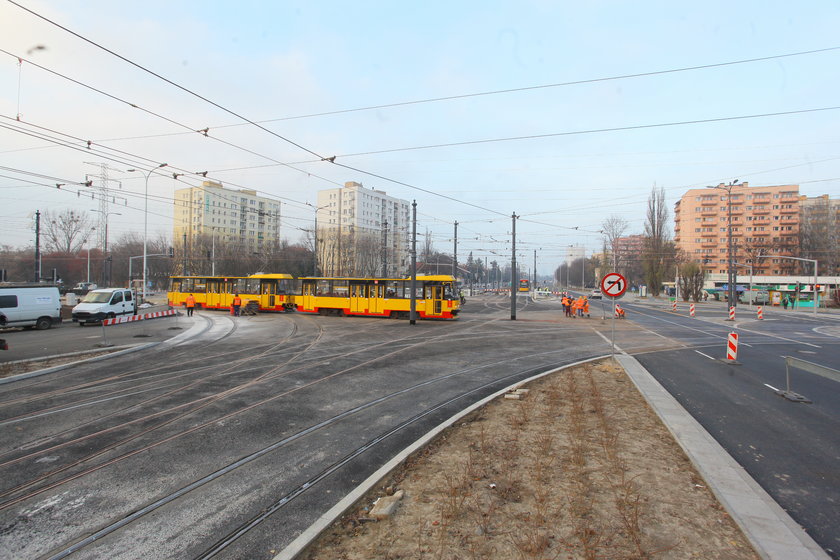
xmin=694 ymin=350 xmax=715 ymax=360
xmin=591 ymin=328 xmax=626 ymax=354
xmin=629 ymin=306 xmax=821 ymax=348
xmin=764 ymin=383 xmax=780 ymax=392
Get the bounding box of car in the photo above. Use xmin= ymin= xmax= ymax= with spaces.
xmin=590 ymin=289 xmax=602 ymax=299
xmin=72 ymin=282 xmax=98 ymax=295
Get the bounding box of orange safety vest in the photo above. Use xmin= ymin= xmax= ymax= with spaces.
xmin=233 ymin=296 xmax=242 ymax=306
xmin=185 ymin=295 xmax=195 ymax=308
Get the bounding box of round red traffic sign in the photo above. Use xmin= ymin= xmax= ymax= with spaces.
xmin=600 ymin=272 xmax=628 ymax=298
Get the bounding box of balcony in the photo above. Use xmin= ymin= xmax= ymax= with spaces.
xmin=752 ymin=208 xmax=770 ymax=215
xmin=701 ymin=240 xmax=717 ymax=247
xmin=780 ymin=207 xmax=798 ymax=214
xmin=780 ymin=195 xmax=799 ymax=203
xmin=754 ymin=230 xmax=770 ymax=236
xmin=700 ymin=208 xmax=718 ymax=216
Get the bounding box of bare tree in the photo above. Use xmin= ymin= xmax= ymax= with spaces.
xmin=42 ymin=210 xmax=93 ymax=254
xmin=800 ymin=196 xmax=839 ymax=275
xmin=601 ymin=214 xmax=629 ymax=270
xmin=642 ymin=186 xmax=671 ymax=296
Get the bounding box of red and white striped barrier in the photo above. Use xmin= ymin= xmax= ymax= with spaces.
xmin=102 ymin=309 xmax=176 ymax=326
xmin=726 ymin=332 xmax=738 ymax=361
xmin=728 ymin=306 xmax=736 ymax=321
xmin=757 ymin=306 xmax=763 ymax=320
xmin=689 ymin=303 xmax=695 ymax=317
xmin=672 ymin=301 xmax=677 ymax=312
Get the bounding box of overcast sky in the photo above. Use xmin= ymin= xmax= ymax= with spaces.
xmin=1 ymin=1 xmax=838 ymax=276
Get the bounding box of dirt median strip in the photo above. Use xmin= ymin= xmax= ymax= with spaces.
xmin=297 ymin=358 xmax=760 ymax=560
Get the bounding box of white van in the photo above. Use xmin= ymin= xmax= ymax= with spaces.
xmin=0 ymin=285 xmax=63 ymax=330
xmin=72 ymin=288 xmax=137 ymax=325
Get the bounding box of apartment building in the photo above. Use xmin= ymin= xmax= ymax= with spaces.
xmin=613 ymin=234 xmax=646 ymax=268
xmin=173 ymin=181 xmax=281 ymax=253
xmin=674 ymin=182 xmax=800 ymax=275
xmin=316 ymin=181 xmax=410 ymax=277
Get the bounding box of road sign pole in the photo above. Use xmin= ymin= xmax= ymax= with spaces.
xmin=611 ymin=296 xmax=616 ymax=357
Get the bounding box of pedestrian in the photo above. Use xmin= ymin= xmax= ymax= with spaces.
xmin=782 ymin=295 xmax=788 ymax=310
xmin=583 ymin=297 xmax=590 ymax=318
xmin=232 ymin=293 xmax=242 ymax=316
xmin=185 ymin=293 xmax=196 ymax=317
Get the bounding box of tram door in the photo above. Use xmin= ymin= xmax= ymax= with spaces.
xmin=301 ymin=281 xmax=315 ymax=311
xmin=206 ymin=280 xmax=222 ymax=309
xmin=428 ymin=285 xmax=443 ymax=316
xmin=369 ymin=284 xmax=384 ymax=314
xmin=350 ymin=284 xmax=368 ymax=314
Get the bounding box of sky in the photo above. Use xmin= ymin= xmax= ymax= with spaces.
xmin=1 ymin=0 xmax=839 ymax=277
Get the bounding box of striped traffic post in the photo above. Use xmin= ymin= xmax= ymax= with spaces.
xmin=689 ymin=303 xmax=695 ymax=317
xmin=728 ymin=306 xmax=736 ymax=321
xmin=672 ymin=301 xmax=677 ymax=312
xmin=757 ymin=306 xmax=763 ymax=320
xmin=726 ymin=332 xmax=739 ymax=362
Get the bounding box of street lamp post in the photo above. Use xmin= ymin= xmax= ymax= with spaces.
xmin=128 ymin=164 xmax=168 ymax=303
xmin=709 ymin=181 xmax=739 ymax=308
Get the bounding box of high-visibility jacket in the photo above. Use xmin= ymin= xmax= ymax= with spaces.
xmin=583 ymin=300 xmax=590 ymax=313
xmin=185 ymin=295 xmax=196 ymax=308
xmin=232 ymin=296 xmax=242 ymax=306
xmin=573 ymin=298 xmax=583 ymax=310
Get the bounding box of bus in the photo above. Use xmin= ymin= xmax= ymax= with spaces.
xmin=168 ymin=273 xmax=295 ymax=312
xmin=295 ymin=275 xmax=460 ymax=319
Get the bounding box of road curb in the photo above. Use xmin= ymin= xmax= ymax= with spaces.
xmin=615 ymin=353 xmax=831 ymax=560
xmin=274 ymin=355 xmax=609 ymax=560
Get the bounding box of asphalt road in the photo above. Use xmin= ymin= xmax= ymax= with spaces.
xmin=617 ymin=298 xmax=840 ymax=559
xmin=0 ymin=295 xmax=837 ymax=560
xmin=0 ymin=295 xmax=615 ymax=560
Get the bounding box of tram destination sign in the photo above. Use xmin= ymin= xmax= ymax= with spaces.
xmin=600 ymin=272 xmax=628 ymax=298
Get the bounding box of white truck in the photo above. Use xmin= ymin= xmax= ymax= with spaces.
xmin=0 ymin=285 xmax=63 ymax=330
xmin=71 ymin=288 xmax=138 ymax=325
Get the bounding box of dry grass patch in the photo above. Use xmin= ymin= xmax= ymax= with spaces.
xmin=302 ymin=358 xmax=759 ymax=560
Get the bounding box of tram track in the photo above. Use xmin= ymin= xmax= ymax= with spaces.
xmin=0 ymin=315 xmax=489 ymax=512
xmin=40 ymin=339 xmax=602 ymax=560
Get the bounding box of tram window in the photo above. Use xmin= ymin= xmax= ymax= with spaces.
xmin=333 ymin=281 xmax=349 ymax=297
xmin=194 ymin=280 xmax=207 ymax=293
xmin=315 ymin=279 xmax=331 ymax=295
xmin=171 ymin=279 xmax=183 ymax=292
xmin=233 ymin=279 xmax=247 ymax=294
xmin=207 ymin=281 xmax=220 ymax=293
xmin=261 ymin=282 xmax=274 ymax=295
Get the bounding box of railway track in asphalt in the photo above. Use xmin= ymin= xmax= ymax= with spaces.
xmin=0 ymin=300 xmax=611 ymax=559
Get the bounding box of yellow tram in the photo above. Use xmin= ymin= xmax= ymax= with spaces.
xmin=295 ymin=275 xmax=460 ymax=319
xmin=168 ymin=273 xmax=295 ymax=312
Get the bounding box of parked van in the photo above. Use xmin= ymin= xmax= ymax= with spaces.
xmin=72 ymin=288 xmax=137 ymax=325
xmin=742 ymin=290 xmax=770 ymax=305
xmin=0 ymin=285 xmax=63 ymax=330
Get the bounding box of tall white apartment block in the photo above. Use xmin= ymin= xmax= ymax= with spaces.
xmin=173 ymin=181 xmax=281 ymax=253
xmin=315 ymin=181 xmax=410 ymax=277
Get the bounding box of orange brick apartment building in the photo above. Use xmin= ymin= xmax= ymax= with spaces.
xmin=674 ymin=182 xmax=800 ymax=275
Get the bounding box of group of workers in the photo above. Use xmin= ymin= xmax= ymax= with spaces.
xmin=561 ymin=293 xmax=590 ymax=318
xmin=183 ymin=293 xmax=243 ymax=317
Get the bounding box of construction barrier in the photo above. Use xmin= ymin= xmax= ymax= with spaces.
xmin=689 ymin=303 xmax=695 ymax=317
xmin=102 ymin=309 xmax=176 ymax=326
xmin=672 ymin=301 xmax=677 ymax=312
xmin=728 ymin=306 xmax=736 ymax=321
xmin=726 ymin=332 xmax=739 ymax=361
xmin=757 ymin=306 xmax=763 ymax=320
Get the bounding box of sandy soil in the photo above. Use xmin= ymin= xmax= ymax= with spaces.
xmin=301 ymin=359 xmax=760 ymax=560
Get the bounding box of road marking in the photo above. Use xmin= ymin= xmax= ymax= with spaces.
xmin=694 ymin=350 xmax=715 ymax=360
xmin=764 ymin=383 xmax=779 ymax=392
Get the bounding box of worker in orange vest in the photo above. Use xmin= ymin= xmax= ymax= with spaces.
xmin=572 ymin=296 xmax=583 ymax=317
xmin=232 ymin=294 xmax=242 ymax=316
xmin=583 ymin=296 xmax=590 ymax=318
xmin=185 ymin=293 xmax=196 ymax=317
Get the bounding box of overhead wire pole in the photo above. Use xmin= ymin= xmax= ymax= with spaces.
xmin=410 ymin=201 xmax=417 ymax=325
xmin=511 ymin=212 xmax=517 ymax=321
xmin=452 ymin=221 xmax=458 ymax=283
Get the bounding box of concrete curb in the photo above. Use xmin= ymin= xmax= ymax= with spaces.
xmin=615 ymin=353 xmax=831 ymax=560
xmin=273 ymin=355 xmax=609 ymax=560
